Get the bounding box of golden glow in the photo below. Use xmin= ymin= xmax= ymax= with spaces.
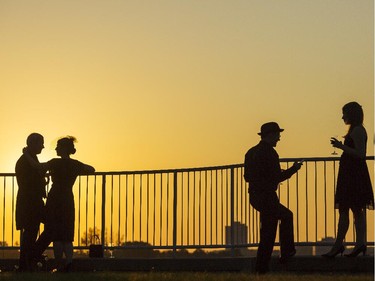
xmin=0 ymin=1 xmax=373 ymax=172
xmin=1 ymin=2 xmax=373 ymax=247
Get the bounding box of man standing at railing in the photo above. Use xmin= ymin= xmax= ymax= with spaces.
xmin=15 ymin=133 xmax=47 ymax=272
xmin=244 ymin=122 xmax=303 ymax=274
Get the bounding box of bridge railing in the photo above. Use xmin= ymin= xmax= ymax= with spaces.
xmin=0 ymin=157 xmax=374 ymax=253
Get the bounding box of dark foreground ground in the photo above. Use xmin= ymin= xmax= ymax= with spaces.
xmin=0 ymin=272 xmax=373 ymax=281
xmin=0 ymin=256 xmax=373 ymax=274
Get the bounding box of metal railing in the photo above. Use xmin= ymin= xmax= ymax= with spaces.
xmin=0 ymin=157 xmax=374 ymax=253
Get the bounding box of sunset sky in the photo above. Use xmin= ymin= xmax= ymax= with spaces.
xmin=0 ymin=0 xmax=374 ymax=173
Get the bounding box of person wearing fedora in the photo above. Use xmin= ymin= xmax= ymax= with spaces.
xmin=244 ymin=122 xmax=303 ymax=274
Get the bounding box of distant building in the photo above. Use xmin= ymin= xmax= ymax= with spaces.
xmin=225 ymin=222 xmax=248 ymax=245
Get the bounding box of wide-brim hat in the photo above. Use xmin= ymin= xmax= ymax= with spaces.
xmin=258 ymin=122 xmax=284 ymax=136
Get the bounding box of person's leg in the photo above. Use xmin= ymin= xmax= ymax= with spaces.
xmin=19 ymin=225 xmax=39 ymax=271
xmin=352 ymin=208 xmax=366 ymax=247
xmin=322 ymin=207 xmax=349 ymax=257
xmin=343 ymin=207 xmax=368 ymax=256
xmin=255 ymin=212 xmax=278 ymax=273
xmin=334 ymin=207 xmax=350 ymax=248
xmin=63 ymin=242 xmax=74 ymax=271
xmin=278 ymin=204 xmax=295 ymax=257
xmin=53 ymin=241 xmax=64 ymax=271
xmin=53 ymin=241 xmax=63 ymax=259
xmin=33 ymin=228 xmax=53 ymax=260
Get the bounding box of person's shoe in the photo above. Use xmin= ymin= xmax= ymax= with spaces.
xmin=51 ymin=268 xmax=59 ymax=274
xmin=63 ymin=263 xmax=73 ymax=272
xmin=344 ymin=245 xmax=366 ymax=257
xmin=322 ymin=245 xmax=345 ymax=258
xmin=279 ymin=249 xmax=296 ymax=264
xmin=51 ymin=265 xmax=65 ymax=273
xmin=30 ymin=254 xmax=48 ymax=271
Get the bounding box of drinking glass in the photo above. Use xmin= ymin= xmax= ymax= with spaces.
xmin=331 ymin=135 xmax=338 ymax=155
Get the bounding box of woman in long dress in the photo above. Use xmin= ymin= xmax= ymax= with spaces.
xmin=322 ymin=102 xmax=374 ymax=258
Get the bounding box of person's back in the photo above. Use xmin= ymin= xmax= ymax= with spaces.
xmin=48 ymin=158 xmax=86 ymax=191
xmin=15 ymin=154 xmax=46 ymax=230
xmin=15 ymin=133 xmax=46 ymax=271
xmin=244 ymin=141 xmax=280 ymax=194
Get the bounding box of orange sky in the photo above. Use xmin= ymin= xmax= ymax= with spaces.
xmin=0 ymin=0 xmax=374 ymax=172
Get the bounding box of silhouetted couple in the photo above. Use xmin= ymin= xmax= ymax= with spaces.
xmin=244 ymin=101 xmax=374 ymax=274
xmin=15 ymin=134 xmax=95 ymax=272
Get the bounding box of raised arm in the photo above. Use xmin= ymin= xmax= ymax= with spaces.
xmin=279 ymin=161 xmax=303 ymax=183
xmin=22 ymin=148 xmax=49 ymax=171
xmin=332 ymin=126 xmax=367 ymax=159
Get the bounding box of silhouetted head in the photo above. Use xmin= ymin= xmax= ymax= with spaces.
xmin=258 ymin=122 xmax=284 ymax=147
xmin=56 ymin=136 xmax=77 ymax=157
xmin=26 ymin=133 xmax=44 ymax=155
xmin=342 ymin=102 xmax=363 ymax=127
xmin=258 ymin=122 xmax=284 ymax=137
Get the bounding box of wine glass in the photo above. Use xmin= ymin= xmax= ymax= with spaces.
xmin=331 ymin=135 xmax=338 ymax=155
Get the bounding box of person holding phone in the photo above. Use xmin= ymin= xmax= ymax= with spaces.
xmin=244 ymin=122 xmax=303 ymax=274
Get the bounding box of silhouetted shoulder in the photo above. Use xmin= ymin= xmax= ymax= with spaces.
xmin=47 ymin=158 xmax=87 ymax=174
xmin=351 ymin=125 xmax=367 ymax=139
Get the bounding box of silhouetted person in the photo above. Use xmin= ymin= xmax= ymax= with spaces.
xmin=322 ymin=102 xmax=374 ymax=258
xmin=244 ymin=122 xmax=302 ymax=274
xmin=23 ymin=136 xmax=95 ymax=272
xmin=15 ymin=133 xmax=47 ymax=271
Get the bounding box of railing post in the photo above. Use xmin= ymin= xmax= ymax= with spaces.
xmin=172 ymin=172 xmax=178 ymax=256
xmin=230 ymin=167 xmax=235 ymax=256
xmin=101 ymin=174 xmax=106 ymax=248
xmin=364 ymin=209 xmax=367 ymax=246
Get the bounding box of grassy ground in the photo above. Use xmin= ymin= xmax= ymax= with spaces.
xmin=0 ymin=272 xmax=373 ymax=281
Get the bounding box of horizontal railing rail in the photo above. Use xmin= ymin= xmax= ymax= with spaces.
xmin=0 ymin=156 xmax=374 ymax=255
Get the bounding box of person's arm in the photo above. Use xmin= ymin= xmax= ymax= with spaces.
xmin=265 ymin=147 xmax=302 ymax=185
xmin=74 ymin=159 xmax=95 ymax=175
xmin=279 ymin=161 xmax=303 ymax=182
xmin=82 ymin=164 xmax=95 ymax=174
xmin=22 ymin=148 xmax=49 ymax=171
xmin=331 ymin=127 xmax=366 ymax=159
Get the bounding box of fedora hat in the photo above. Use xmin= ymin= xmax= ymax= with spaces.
xmin=258 ymin=122 xmax=284 ymax=136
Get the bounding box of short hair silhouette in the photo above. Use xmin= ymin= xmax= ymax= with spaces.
xmin=26 ymin=133 xmax=43 ymax=146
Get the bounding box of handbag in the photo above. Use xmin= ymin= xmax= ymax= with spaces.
xmin=89 ymin=235 xmax=104 ymax=258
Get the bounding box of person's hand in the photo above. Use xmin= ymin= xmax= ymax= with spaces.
xmin=293 ymin=160 xmax=303 ymax=170
xmin=330 ymin=137 xmax=343 ymax=149
xmin=22 ymin=147 xmax=28 ymax=154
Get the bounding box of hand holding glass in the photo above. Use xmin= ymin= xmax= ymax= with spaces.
xmin=330 ymin=136 xmax=339 ymax=155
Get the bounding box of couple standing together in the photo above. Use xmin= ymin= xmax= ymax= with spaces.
xmin=15 ymin=135 xmax=95 ymax=272
xmin=244 ymin=101 xmax=374 ymax=274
